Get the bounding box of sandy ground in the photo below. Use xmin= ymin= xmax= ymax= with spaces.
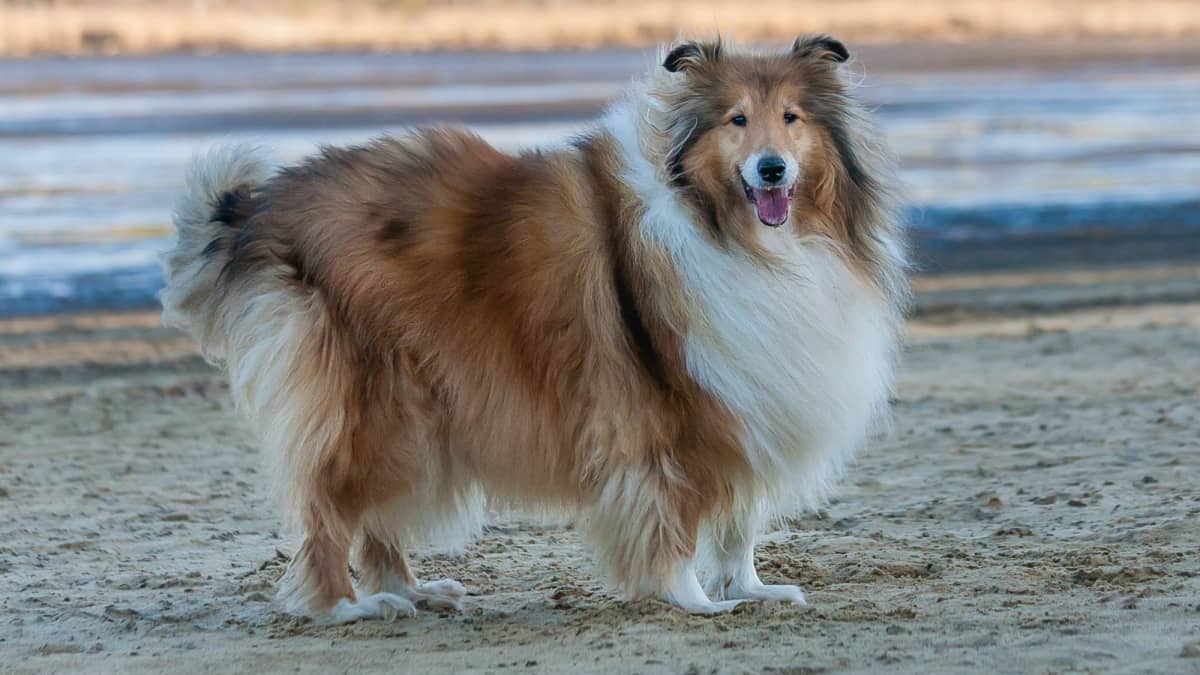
xmin=1 ymin=264 xmax=1199 ymax=674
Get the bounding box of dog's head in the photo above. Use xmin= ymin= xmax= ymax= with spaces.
xmin=659 ymin=36 xmax=874 ymax=244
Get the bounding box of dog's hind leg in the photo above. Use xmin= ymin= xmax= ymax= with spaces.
xmin=357 ymin=533 xmax=467 ymax=612
xmin=277 ymin=503 xmax=418 ymax=623
xmin=267 ymin=352 xmax=430 ymax=623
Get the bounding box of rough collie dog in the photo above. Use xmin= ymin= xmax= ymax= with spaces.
xmin=162 ymin=36 xmax=907 ymax=621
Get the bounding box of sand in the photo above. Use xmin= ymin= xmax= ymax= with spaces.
xmin=1 ymin=263 xmax=1198 ymax=674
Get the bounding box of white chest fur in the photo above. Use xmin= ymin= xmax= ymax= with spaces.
xmin=606 ymin=103 xmax=898 ymax=511
xmin=658 ymin=223 xmax=895 ymax=509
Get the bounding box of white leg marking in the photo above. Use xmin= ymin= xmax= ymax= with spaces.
xmin=707 ymin=551 xmax=807 ymax=604
xmin=663 ymin=560 xmax=744 ymax=614
xmin=371 ymin=573 xmax=467 ymax=612
xmin=407 ymin=578 xmax=468 ymax=612
xmin=705 ymin=526 xmax=806 ymax=605
xmin=323 ymin=593 xmax=417 ymax=624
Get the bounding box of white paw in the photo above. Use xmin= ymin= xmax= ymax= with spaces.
xmin=410 ymin=578 xmax=467 ymax=612
xmin=323 ymin=593 xmax=417 ymax=624
xmin=675 ymin=597 xmax=746 ymax=615
xmin=710 ymin=579 xmax=807 ymax=605
xmin=741 ymin=583 xmax=807 ymax=604
xmin=662 ymin=560 xmax=746 ymax=614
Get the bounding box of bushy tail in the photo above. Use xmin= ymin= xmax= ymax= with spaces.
xmin=160 ymin=145 xmax=272 ymax=362
xmin=161 ymin=146 xmax=344 ymax=532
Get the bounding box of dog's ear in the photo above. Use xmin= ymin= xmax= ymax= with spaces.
xmin=792 ymin=35 xmax=850 ymax=64
xmin=663 ymin=40 xmax=722 ymax=73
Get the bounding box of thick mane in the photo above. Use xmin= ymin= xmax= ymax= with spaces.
xmin=796 ymin=61 xmax=910 ymax=312
xmin=620 ymin=40 xmax=909 ymax=312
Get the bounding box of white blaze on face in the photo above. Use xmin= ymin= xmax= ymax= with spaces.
xmin=739 ymin=150 xmax=800 ymax=227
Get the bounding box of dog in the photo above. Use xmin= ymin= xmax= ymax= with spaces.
xmin=161 ymin=36 xmax=907 ymax=622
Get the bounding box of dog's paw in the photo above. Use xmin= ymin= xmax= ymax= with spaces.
xmin=409 ymin=578 xmax=467 ymax=612
xmin=661 ymin=560 xmax=747 ymax=614
xmin=322 ymin=593 xmax=418 ymax=624
xmin=672 ymin=597 xmax=746 ymax=614
xmin=709 ymin=580 xmax=807 ymax=605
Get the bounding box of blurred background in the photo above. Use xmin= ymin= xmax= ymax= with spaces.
xmin=3 ymin=6 xmax=1199 ymax=670
xmin=1 ymin=0 xmax=1199 ymax=316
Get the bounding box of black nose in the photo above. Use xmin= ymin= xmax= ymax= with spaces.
xmin=757 ymin=156 xmax=787 ymax=184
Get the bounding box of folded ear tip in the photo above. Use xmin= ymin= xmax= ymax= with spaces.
xmin=663 ymin=42 xmax=701 ymax=72
xmin=827 ymin=38 xmax=850 ymax=62
xmin=793 ymin=35 xmax=850 ymax=63
xmin=663 ymin=41 xmax=721 ymax=73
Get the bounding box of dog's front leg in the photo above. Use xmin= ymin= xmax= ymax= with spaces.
xmin=702 ymin=501 xmax=807 ymax=604
xmin=586 ymin=463 xmax=744 ymax=614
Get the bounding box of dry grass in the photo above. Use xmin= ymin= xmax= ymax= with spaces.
xmin=2 ymin=0 xmax=1200 ymax=56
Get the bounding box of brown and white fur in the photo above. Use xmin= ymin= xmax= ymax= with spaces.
xmin=161 ymin=36 xmax=907 ymax=621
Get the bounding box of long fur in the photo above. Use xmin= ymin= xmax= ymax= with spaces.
xmin=162 ymin=36 xmax=907 ymax=619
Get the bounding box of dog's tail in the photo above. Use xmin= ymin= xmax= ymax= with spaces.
xmin=160 ymin=144 xmax=275 ymax=362
xmin=162 ymin=146 xmax=346 ymax=534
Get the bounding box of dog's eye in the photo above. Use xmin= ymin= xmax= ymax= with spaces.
xmin=730 ymin=115 xmax=747 ymax=127
xmin=783 ymin=112 xmax=798 ymax=124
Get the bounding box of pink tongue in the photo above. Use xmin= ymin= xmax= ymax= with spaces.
xmin=750 ymin=187 xmax=790 ymax=226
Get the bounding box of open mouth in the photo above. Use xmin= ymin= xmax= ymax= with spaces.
xmin=741 ymin=179 xmax=794 ymax=227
